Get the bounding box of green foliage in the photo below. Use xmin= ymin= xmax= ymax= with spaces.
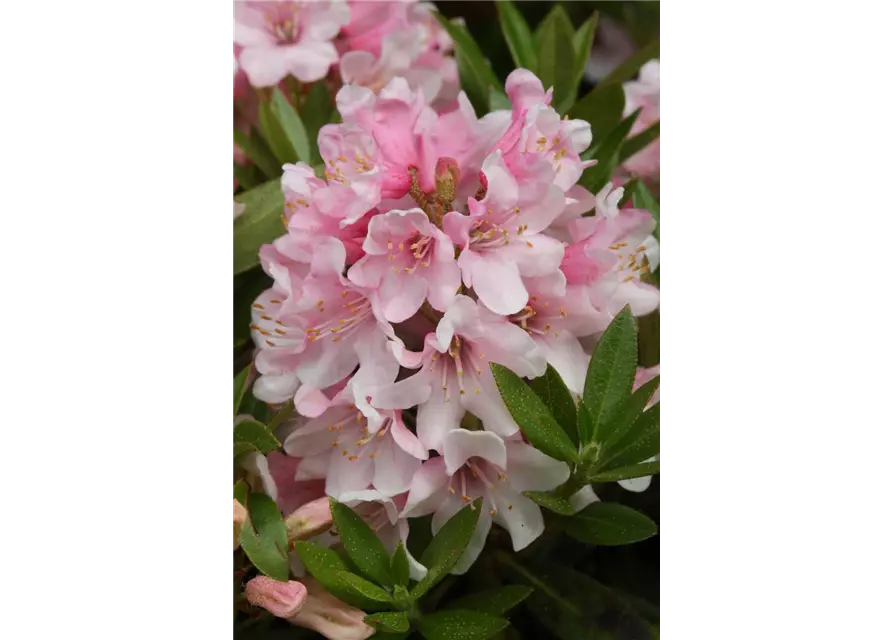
xmin=590 ymin=459 xmax=660 ymax=483
xmin=233 ymin=417 xmax=280 ymax=459
xmin=601 ymin=37 xmax=660 ymax=86
xmin=233 ymin=364 xmax=252 ymax=416
xmin=412 ymin=498 xmax=483 ymax=598
xmin=390 ymin=542 xmax=411 ymax=588
xmin=299 ymin=82 xmax=332 ymax=166
xmin=562 ymin=502 xmax=657 ymax=546
xmin=435 ymin=14 xmax=502 ymax=116
xmin=536 ymin=6 xmax=576 ymax=114
xmin=579 ymin=110 xmax=640 ymax=193
xmin=269 ymin=89 xmax=312 ymax=164
xmin=571 ymin=13 xmax=599 ymax=92
xmin=239 ymin=493 xmax=289 ymax=581
xmin=620 ymin=120 xmax=660 ymax=163
xmin=417 ymin=610 xmax=509 ymax=640
xmin=523 ymin=491 xmax=576 ymax=516
xmin=447 ymin=585 xmax=533 ymax=615
xmin=528 ymin=364 xmax=579 ymax=448
xmin=569 ymin=83 xmax=626 ymax=147
xmin=365 ymin=611 xmax=410 ymax=633
xmin=233 ymin=179 xmax=284 ymax=275
xmin=329 ymin=498 xmax=393 ymax=587
xmin=495 ymin=0 xmax=536 ymax=71
xmin=632 ymin=181 xmax=661 ymax=240
xmin=233 ymin=127 xmax=281 ymax=179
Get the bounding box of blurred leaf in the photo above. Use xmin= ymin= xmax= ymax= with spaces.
xmin=365 ymin=611 xmax=410 ymax=633
xmin=491 ymin=363 xmax=578 ymax=463
xmin=390 ymin=542 xmax=410 ymax=588
xmin=489 ymin=85 xmax=512 ymax=111
xmin=632 ymin=181 xmax=660 ymax=240
xmin=523 ymin=491 xmax=575 ymax=516
xmin=563 ymin=502 xmax=657 ymax=546
xmin=240 ymin=493 xmax=289 ymax=581
xmin=619 ymin=120 xmax=659 ymax=163
xmin=330 ymin=499 xmax=393 ymax=587
xmin=418 ymin=610 xmax=508 ymax=640
xmin=571 ymin=13 xmax=599 ymax=94
xmin=579 ymin=109 xmax=640 ymax=193
xmin=529 ymin=364 xmax=578 ymax=448
xmin=300 ymin=82 xmax=332 ymax=166
xmin=411 ymin=498 xmax=482 ymax=599
xmin=234 ymin=417 xmax=280 ymax=456
xmin=233 ymin=479 xmax=249 ymax=506
xmin=234 ymin=364 xmax=252 ymax=417
xmin=234 ymin=127 xmax=281 ymax=179
xmin=591 ymin=459 xmax=659 ymax=482
xmin=258 ymin=97 xmax=297 ymax=165
xmin=570 ymin=83 xmax=625 ymax=149
xmin=435 ymin=14 xmax=501 ymax=116
xmin=234 ymin=160 xmax=260 ymax=190
xmin=496 ymin=0 xmax=536 ymax=71
xmin=266 ymin=399 xmax=294 ymax=434
xmin=597 ymin=403 xmax=659 ymax=471
xmin=601 ymin=38 xmax=660 ymax=86
xmin=270 ymin=88 xmax=312 ymax=164
xmin=536 ymin=6 xmax=576 ymax=114
xmin=447 ymin=585 xmax=533 ymax=615
xmin=234 ymin=179 xmax=284 ymax=275
xmin=582 ymin=306 xmax=638 ymax=445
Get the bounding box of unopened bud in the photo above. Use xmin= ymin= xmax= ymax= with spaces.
xmin=245 ymin=576 xmax=308 ymax=619
xmin=285 ymin=497 xmax=333 ymax=542
xmin=435 ymin=157 xmax=460 ymax=205
xmin=293 ymin=579 xmax=375 ymax=640
xmin=474 ymin=170 xmax=488 ymax=201
xmin=233 ymin=499 xmax=248 ymax=551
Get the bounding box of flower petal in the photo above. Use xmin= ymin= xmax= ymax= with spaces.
xmin=442 ymin=429 xmax=508 ymax=474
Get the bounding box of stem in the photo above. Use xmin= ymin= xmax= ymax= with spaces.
xmin=493 ymin=550 xmax=581 ymax=616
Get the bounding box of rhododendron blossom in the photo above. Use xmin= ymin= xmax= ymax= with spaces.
xmin=621 ymin=59 xmax=660 ymax=184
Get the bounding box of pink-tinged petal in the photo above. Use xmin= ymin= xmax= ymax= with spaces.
xmin=284 ymin=41 xmax=339 ymax=83
xmin=372 ymin=437 xmax=422 ymax=496
xmin=570 ymin=485 xmax=599 ymax=513
xmin=443 ymin=506 xmax=492 ymax=575
xmin=301 ymin=0 xmax=350 ymax=41
xmin=596 ymin=278 xmax=660 ymax=317
xmin=436 ymin=294 xmax=483 ymax=350
xmin=295 ymin=454 xmax=330 ymax=481
xmin=618 ymin=474 xmax=653 ymax=493
xmin=564 ymin=118 xmax=593 ymax=154
xmin=308 ymin=237 xmax=347 ymax=277
xmin=390 ymin=412 xmax=429 ymax=460
xmin=634 ymin=365 xmax=660 ymax=405
xmin=479 ymin=151 xmax=519 ymax=213
xmin=644 ymin=235 xmax=660 ymax=270
xmin=460 ymin=371 xmax=519 ymax=438
xmin=492 ymin=489 xmax=544 ymax=551
xmin=293 ymin=385 xmax=333 ymax=418
xmin=442 ymin=210 xmax=474 ymax=246
xmin=233 ymin=5 xmax=276 ymax=47
xmin=378 ymin=272 xmax=427 ymax=323
xmin=462 ymin=252 xmax=528 ymax=316
xmin=535 ymin=331 xmax=588 ymax=395
xmin=268 ymin=452 xmax=327 ymax=515
xmin=442 ymin=429 xmax=508 ymax=475
xmin=500 ymin=234 xmax=565 ymax=278
xmin=479 ymin=315 xmax=546 ymax=379
xmin=514 ymin=182 xmax=567 ymax=234
xmin=326 ymin=448 xmax=376 ymax=500
xmin=505 ymin=68 xmax=547 ymax=112
xmin=239 ymin=46 xmax=293 ymax=87
xmin=283 ymin=419 xmax=338 ymax=458
xmin=416 ymin=371 xmax=464 ymax=451
xmin=402 ymin=457 xmax=450 ymax=517
xmin=372 ymin=368 xmax=433 ymax=409
xmin=295 ymin=330 xmax=363 ymax=389
xmin=505 ymin=442 xmax=571 ymax=492
xmin=339 ymin=50 xmax=377 ymax=84
xmin=253 ymin=371 xmax=300 ymax=404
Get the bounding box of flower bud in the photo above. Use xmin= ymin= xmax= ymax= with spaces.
xmin=435 ymin=157 xmax=459 ymax=205
xmin=285 ymin=497 xmax=333 ymax=542
xmin=293 ymin=579 xmax=375 ymax=640
xmin=233 ymin=499 xmax=248 ymax=551
xmin=245 ymin=576 xmax=308 ymax=619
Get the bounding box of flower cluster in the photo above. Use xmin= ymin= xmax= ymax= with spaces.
xmin=248 ymin=69 xmax=659 ymax=573
xmin=620 ymin=59 xmax=660 ymax=187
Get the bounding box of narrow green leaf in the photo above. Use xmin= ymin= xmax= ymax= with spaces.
xmin=411 ymin=498 xmax=482 ymax=598
xmin=591 ymin=459 xmax=659 ymax=483
xmin=258 ymin=98 xmax=298 ymax=165
xmin=489 ymin=85 xmax=512 ymax=111
xmin=234 ymin=179 xmax=285 ymax=275
xmin=563 ymin=502 xmax=657 ymax=546
xmin=270 ymin=88 xmax=312 ymax=163
xmin=529 ymin=364 xmax=578 ymax=448
xmin=601 ymin=38 xmax=660 ymax=87
xmin=240 ymin=493 xmax=289 ymax=581
xmin=571 ymin=13 xmax=599 ymax=93
xmin=435 ymin=14 xmax=500 ymax=116
xmin=266 ymin=399 xmax=294 ymax=434
xmin=233 ymin=480 xmax=249 ymax=506
xmin=365 ymin=611 xmax=410 ymax=633
xmin=233 ymin=442 xmax=257 ymax=460
xmin=495 ymin=0 xmax=536 ymax=71
xmin=233 ymin=160 xmax=259 ymax=190
xmin=579 ymin=109 xmax=640 ymax=193
xmin=523 ymin=491 xmax=576 ymax=516
xmin=597 ymin=403 xmax=659 ymax=471
xmin=576 ymin=401 xmax=595 ymax=448
xmin=632 ymin=181 xmax=660 ymax=240
xmin=233 ymin=127 xmax=281 ymax=179
xmin=418 ymin=610 xmax=509 ymax=640
xmin=490 ymin=363 xmax=578 ymax=463
xmin=619 ymin=120 xmax=659 ymax=163
xmin=334 ymin=570 xmax=393 ymax=603
xmin=569 ymin=83 xmax=625 ymax=148
xmin=619 ymin=176 xmax=640 ymax=205
xmin=390 ymin=542 xmax=410 ymax=588
xmin=330 ymin=499 xmax=393 ymax=586
xmin=293 ymin=541 xmax=382 ymax=610
xmin=300 ymin=82 xmax=332 ymax=166
xmin=599 ymin=376 xmax=659 ymax=451
xmin=537 ymin=6 xmax=576 ymax=114
xmin=447 ymin=585 xmax=533 ymax=615
xmin=582 ymin=306 xmax=638 ymax=445
xmin=234 ymin=364 xmax=252 ymax=417
xmin=234 ymin=417 xmax=280 ymax=455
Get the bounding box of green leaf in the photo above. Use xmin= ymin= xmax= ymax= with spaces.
xmin=597 ymin=403 xmax=659 ymax=471
xmin=329 ymin=499 xmax=393 ymax=586
xmin=632 ymin=181 xmax=660 ymax=241
xmin=233 ymin=179 xmax=285 ymax=275
xmin=619 ymin=120 xmax=659 ymax=163
xmin=240 ymin=493 xmax=289 ymax=580
xmin=266 ymin=399 xmax=294 ymax=434
xmin=233 ymin=127 xmax=281 ymax=179
xmin=579 ymin=110 xmax=640 ymax=193
xmin=234 ymin=417 xmax=280 ymax=456
xmin=418 ymin=610 xmax=509 ymax=640
xmin=590 ymin=459 xmax=659 ymax=483
xmin=523 ymin=491 xmax=575 ymax=516
xmin=390 ymin=542 xmax=410 ymax=588
xmin=365 ymin=611 xmax=410 ymax=633
xmin=582 ymin=306 xmax=638 ymax=445
xmin=411 ymin=498 xmax=482 ymax=598
xmin=447 ymin=585 xmax=533 ymax=615
xmin=489 ymin=85 xmax=512 ymax=111
xmin=576 ymin=401 xmax=595 ymax=448
xmin=300 ymin=82 xmax=332 ymax=166
xmin=234 ymin=160 xmax=260 ymax=190
xmin=293 ymin=541 xmax=383 ymax=610
xmin=528 ymin=364 xmax=578 ymax=448
xmin=233 ymin=479 xmax=249 ymax=506
xmin=495 ymin=0 xmax=536 ymax=71
xmin=234 ymin=364 xmax=252 ymax=417
xmin=601 ymin=38 xmax=660 ymax=87
xmin=491 ymin=363 xmax=578 ymax=463
xmin=270 ymin=88 xmax=312 ymax=163
xmin=334 ymin=570 xmax=393 ymax=603
xmin=568 ymin=83 xmax=625 ymax=148
xmin=435 ymin=14 xmax=500 ymax=116
xmin=571 ymin=13 xmax=599 ymax=94
xmin=563 ymin=502 xmax=657 ymax=546
xmin=536 ymin=6 xmax=576 ymax=114
xmin=599 ymin=376 xmax=660 ymax=451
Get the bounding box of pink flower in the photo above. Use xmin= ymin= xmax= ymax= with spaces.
xmin=234 ymin=1 xmax=350 ymax=87
xmin=622 ymin=60 xmax=660 ymax=183
xmin=284 ymin=496 xmax=334 ymax=542
xmin=347 ymin=208 xmax=460 ymax=322
xmin=443 ymin=151 xmax=566 ymax=315
xmin=619 ymin=365 xmax=660 ymax=493
xmin=246 ymin=576 xmax=309 ymax=619
xmin=372 ymin=295 xmax=545 ymax=452
xmin=241 ymin=451 xmax=326 ymax=516
xmin=403 ymin=429 xmax=570 ymax=573
xmin=283 ymin=393 xmax=427 ymax=498
xmin=234 ymin=499 xmax=248 ymax=550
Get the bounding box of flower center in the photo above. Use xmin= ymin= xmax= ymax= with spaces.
xmin=305 ymin=292 xmax=371 ymax=343
xmin=610 ymin=242 xmax=650 ymax=282
xmin=429 ymin=337 xmax=485 ymax=401
xmin=264 ymin=6 xmax=301 ymax=44
xmin=447 ymin=458 xmax=510 ymax=516
xmin=509 ymin=298 xmax=564 ymax=338
xmin=386 ymin=231 xmax=432 ymax=274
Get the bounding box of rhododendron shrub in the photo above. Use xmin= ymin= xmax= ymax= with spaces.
xmin=235 ymin=3 xmax=659 ymax=639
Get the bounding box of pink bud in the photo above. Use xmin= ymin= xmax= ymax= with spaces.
xmin=285 ymin=497 xmax=333 ymax=542
xmin=245 ymin=576 xmax=308 ymax=619
xmin=435 ymin=157 xmax=460 ymax=204
xmin=292 ymin=579 xmax=375 ymax=640
xmin=233 ymin=499 xmax=248 ymax=551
